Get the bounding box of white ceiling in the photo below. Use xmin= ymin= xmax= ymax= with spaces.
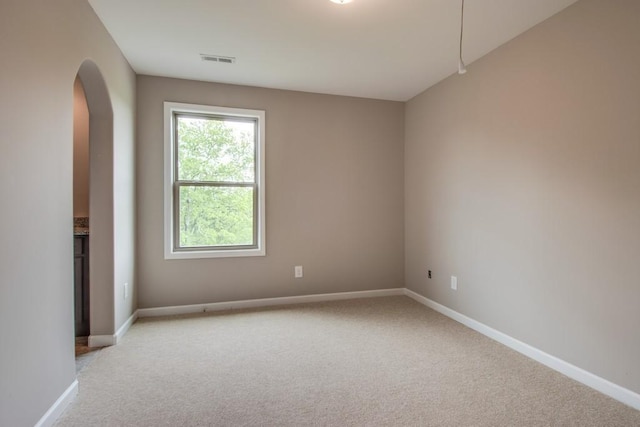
xmin=89 ymin=0 xmax=579 ymax=101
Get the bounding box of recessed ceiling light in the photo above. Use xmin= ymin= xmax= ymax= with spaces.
xmin=330 ymin=0 xmax=352 ymax=4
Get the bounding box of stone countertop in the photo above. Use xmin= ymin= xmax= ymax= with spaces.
xmin=74 ymin=217 xmax=89 ymax=236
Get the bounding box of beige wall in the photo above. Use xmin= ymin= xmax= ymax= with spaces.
xmin=73 ymin=77 xmax=90 ymax=217
xmin=405 ymin=0 xmax=640 ymax=394
xmin=137 ymin=76 xmax=404 ymax=308
xmin=0 ymin=1 xmax=136 ymax=425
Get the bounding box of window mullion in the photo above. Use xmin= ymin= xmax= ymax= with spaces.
xmin=176 ymin=180 xmax=255 ymax=188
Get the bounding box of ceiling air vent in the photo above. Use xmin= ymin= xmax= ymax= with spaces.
xmin=200 ymin=54 xmax=236 ymax=64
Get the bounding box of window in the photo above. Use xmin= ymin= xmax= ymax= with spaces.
xmin=164 ymin=102 xmax=265 ymax=259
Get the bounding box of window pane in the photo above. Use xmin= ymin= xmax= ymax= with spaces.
xmin=177 ymin=115 xmax=255 ymax=182
xmin=178 ymin=186 xmax=254 ymax=248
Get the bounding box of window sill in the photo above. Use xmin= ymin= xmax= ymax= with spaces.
xmin=164 ymin=247 xmax=266 ymax=260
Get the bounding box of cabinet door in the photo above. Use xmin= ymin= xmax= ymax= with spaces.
xmin=74 ymin=237 xmax=90 ymax=337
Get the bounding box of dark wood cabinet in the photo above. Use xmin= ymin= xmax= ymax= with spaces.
xmin=74 ymin=235 xmax=90 ymax=337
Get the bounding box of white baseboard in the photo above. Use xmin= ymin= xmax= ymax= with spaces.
xmin=138 ymin=288 xmax=405 ymax=318
xmin=34 ymin=379 xmax=78 ymax=427
xmin=114 ymin=310 xmax=138 ymax=344
xmin=89 ymin=310 xmax=139 ymax=347
xmin=88 ymin=334 xmax=114 ymax=347
xmin=403 ymin=288 xmax=640 ymax=411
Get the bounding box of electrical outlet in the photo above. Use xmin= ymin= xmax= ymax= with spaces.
xmin=428 ymin=270 xmax=432 ymax=279
xmin=294 ymin=266 xmax=303 ymax=278
xmin=124 ymin=282 xmax=129 ymax=299
xmin=451 ymin=276 xmax=457 ymax=291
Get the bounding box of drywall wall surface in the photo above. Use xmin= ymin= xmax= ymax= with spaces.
xmin=0 ymin=1 xmax=135 ymax=425
xmin=111 ymin=70 xmax=137 ymax=333
xmin=73 ymin=77 xmax=90 ymax=217
xmin=405 ymin=0 xmax=640 ymax=394
xmin=137 ymin=76 xmax=404 ymax=308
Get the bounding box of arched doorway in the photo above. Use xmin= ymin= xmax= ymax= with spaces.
xmin=73 ymin=76 xmax=90 ymax=338
xmin=74 ymin=60 xmax=115 ymax=347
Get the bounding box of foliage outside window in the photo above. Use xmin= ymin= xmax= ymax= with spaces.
xmin=164 ymin=102 xmax=265 ymax=259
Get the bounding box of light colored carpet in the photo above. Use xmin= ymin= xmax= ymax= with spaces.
xmin=56 ymin=296 xmax=640 ymax=426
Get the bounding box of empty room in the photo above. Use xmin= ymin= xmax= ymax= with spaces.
xmin=1 ymin=0 xmax=639 ymax=425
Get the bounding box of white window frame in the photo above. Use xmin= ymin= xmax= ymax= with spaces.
xmin=164 ymin=102 xmax=266 ymax=259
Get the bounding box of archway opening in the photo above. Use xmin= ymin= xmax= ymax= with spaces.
xmin=73 ymin=60 xmax=115 ymax=350
xmin=73 ymin=76 xmax=90 ymax=339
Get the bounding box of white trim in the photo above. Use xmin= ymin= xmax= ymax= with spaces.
xmin=403 ymin=288 xmax=640 ymax=411
xmin=163 ymin=101 xmax=173 ymax=258
xmin=88 ymin=310 xmax=139 ymax=347
xmin=88 ymin=334 xmax=114 ymax=347
xmin=114 ymin=310 xmax=139 ymax=344
xmin=163 ymin=101 xmax=266 ymax=260
xmin=138 ymin=288 xmax=405 ymax=318
xmin=34 ymin=380 xmax=78 ymax=427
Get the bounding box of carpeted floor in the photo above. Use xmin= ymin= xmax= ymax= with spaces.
xmin=56 ymin=296 xmax=640 ymax=426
